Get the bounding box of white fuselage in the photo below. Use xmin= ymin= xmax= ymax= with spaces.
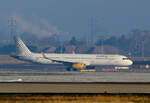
xmin=26 ymin=53 xmax=133 ymax=66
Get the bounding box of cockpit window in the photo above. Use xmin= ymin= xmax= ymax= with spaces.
xmin=123 ymin=58 xmax=129 ymax=60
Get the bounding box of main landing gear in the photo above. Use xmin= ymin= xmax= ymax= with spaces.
xmin=66 ymin=67 xmax=77 ymax=71
xmin=65 ymin=66 xmax=96 ymax=72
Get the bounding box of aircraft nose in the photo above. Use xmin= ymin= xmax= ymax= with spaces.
xmin=127 ymin=60 xmax=133 ymax=65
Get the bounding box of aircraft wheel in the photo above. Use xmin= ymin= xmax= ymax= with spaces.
xmin=72 ymin=68 xmax=77 ymax=71
xmin=66 ymin=67 xmax=71 ymax=71
xmin=86 ymin=66 xmax=95 ymax=69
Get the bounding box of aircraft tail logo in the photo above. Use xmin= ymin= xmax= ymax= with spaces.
xmin=14 ymin=36 xmax=32 ymax=56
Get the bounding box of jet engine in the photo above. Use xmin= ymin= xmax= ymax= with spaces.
xmin=72 ymin=63 xmax=85 ymax=69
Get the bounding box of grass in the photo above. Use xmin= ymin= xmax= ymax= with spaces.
xmin=0 ymin=94 xmax=149 ymax=103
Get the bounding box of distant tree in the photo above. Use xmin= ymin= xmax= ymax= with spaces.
xmin=117 ymin=35 xmax=129 ymax=51
xmin=96 ymin=36 xmax=118 ymax=47
xmin=69 ymin=36 xmax=78 ymax=46
xmin=55 ymin=45 xmax=65 ymax=53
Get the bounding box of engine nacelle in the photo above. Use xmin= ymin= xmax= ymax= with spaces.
xmin=72 ymin=63 xmax=85 ymax=69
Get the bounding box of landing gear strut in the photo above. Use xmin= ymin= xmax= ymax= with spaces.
xmin=66 ymin=67 xmax=71 ymax=71
xmin=66 ymin=68 xmax=78 ymax=71
xmin=72 ymin=68 xmax=77 ymax=71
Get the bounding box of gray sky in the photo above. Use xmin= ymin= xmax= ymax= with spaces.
xmin=0 ymin=0 xmax=150 ymax=38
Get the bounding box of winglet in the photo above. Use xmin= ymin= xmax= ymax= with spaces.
xmin=41 ymin=52 xmax=46 ymax=58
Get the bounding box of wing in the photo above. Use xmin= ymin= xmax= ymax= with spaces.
xmin=41 ymin=52 xmax=90 ymax=65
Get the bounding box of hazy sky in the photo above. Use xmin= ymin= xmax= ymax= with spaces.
xmin=0 ymin=0 xmax=150 ymax=38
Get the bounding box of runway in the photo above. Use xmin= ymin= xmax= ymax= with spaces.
xmin=1 ymin=82 xmax=150 ymax=93
xmin=0 ymin=72 xmax=150 ymax=82
xmin=1 ymin=63 xmax=150 ymax=93
xmin=0 ymin=72 xmax=149 ymax=93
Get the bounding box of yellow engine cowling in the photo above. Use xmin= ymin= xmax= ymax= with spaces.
xmin=72 ymin=63 xmax=85 ymax=69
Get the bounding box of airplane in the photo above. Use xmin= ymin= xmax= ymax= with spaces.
xmin=11 ymin=36 xmax=133 ymax=71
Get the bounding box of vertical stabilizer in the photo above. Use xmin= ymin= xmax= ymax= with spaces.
xmin=14 ymin=36 xmax=32 ymax=56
